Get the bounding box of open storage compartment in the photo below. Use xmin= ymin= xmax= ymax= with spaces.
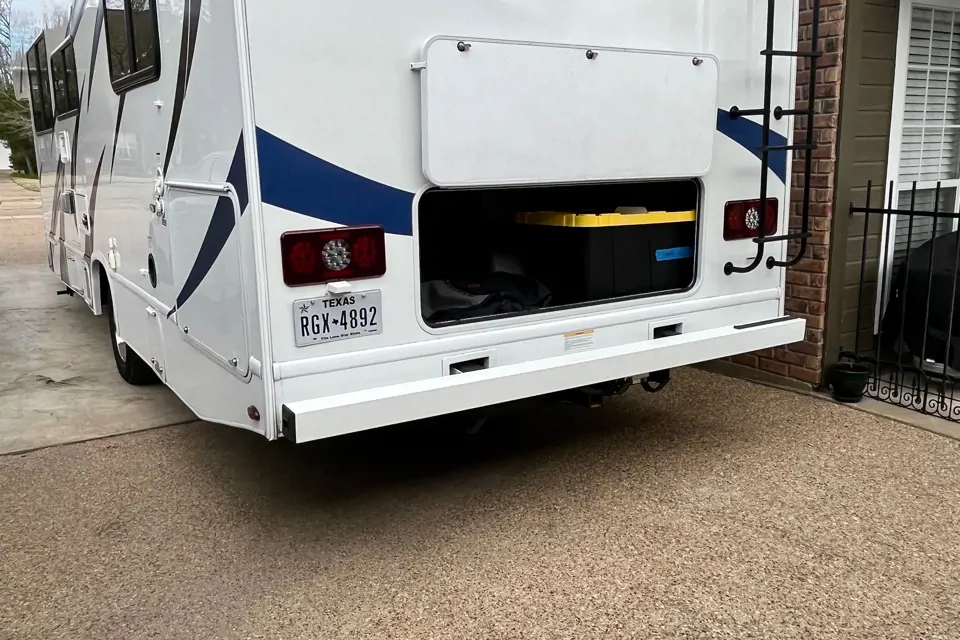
xmin=418 ymin=180 xmax=700 ymax=326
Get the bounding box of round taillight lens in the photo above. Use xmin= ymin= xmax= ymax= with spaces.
xmin=321 ymin=239 xmax=352 ymax=271
xmin=288 ymin=241 xmax=316 ymax=275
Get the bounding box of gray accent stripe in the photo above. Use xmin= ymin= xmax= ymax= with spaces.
xmin=164 ymin=0 xmax=203 ymax=173
xmin=110 ymin=93 xmax=126 ymax=180
xmin=52 ymin=160 xmax=68 ymax=279
xmin=70 ymin=77 xmax=85 ymax=190
xmin=87 ymin=0 xmax=104 ymax=110
xmin=84 ymin=147 xmax=106 ymax=259
xmin=51 ymin=159 xmax=64 ymax=239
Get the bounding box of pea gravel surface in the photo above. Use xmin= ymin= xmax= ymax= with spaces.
xmin=2 ymin=368 xmax=959 ymax=640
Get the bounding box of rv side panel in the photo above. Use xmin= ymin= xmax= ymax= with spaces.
xmin=26 ymin=0 xmax=270 ymax=433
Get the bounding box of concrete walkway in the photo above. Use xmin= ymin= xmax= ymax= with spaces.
xmin=0 ymin=176 xmax=195 ymax=453
xmin=0 ymin=170 xmax=45 ymax=267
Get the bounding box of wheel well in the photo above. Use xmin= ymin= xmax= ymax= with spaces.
xmin=94 ymin=261 xmax=111 ymax=309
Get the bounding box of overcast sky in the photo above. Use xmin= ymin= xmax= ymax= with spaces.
xmin=12 ymin=0 xmax=74 ymax=27
xmin=9 ymin=0 xmax=72 ymax=49
xmin=14 ymin=0 xmax=72 ymax=17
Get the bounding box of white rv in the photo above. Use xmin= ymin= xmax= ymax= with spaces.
xmin=17 ymin=0 xmax=815 ymax=443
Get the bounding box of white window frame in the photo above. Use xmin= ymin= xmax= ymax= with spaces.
xmin=877 ymin=0 xmax=960 ymax=332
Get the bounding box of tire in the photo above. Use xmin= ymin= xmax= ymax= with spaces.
xmin=105 ymin=283 xmax=158 ymax=386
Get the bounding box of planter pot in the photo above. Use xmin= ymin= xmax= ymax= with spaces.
xmin=829 ymin=361 xmax=871 ymax=403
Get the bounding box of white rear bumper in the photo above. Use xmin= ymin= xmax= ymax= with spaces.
xmin=280 ymin=316 xmax=805 ymax=443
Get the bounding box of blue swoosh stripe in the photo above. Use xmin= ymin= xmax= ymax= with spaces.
xmin=715 ymin=108 xmax=788 ymax=183
xmin=171 ymin=119 xmax=784 ymax=314
xmin=257 ymin=128 xmax=415 ymax=236
xmin=169 ymin=134 xmax=248 ymax=316
xmin=257 ymin=115 xmax=786 ymax=236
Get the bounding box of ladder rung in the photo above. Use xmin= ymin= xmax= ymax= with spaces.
xmin=729 ymin=107 xmax=766 ymax=118
xmin=762 ymin=49 xmax=822 ymax=58
xmin=774 ymin=107 xmax=811 ymax=119
xmin=758 ymin=143 xmax=817 ymax=152
xmin=753 ymin=231 xmax=813 ymax=245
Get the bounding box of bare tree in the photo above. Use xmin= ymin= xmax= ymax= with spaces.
xmin=43 ymin=4 xmax=69 ymax=30
xmin=0 ymin=0 xmax=12 ymax=86
xmin=0 ymin=0 xmax=41 ymax=174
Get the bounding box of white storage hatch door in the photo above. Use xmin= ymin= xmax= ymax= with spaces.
xmin=418 ymin=37 xmax=719 ymax=188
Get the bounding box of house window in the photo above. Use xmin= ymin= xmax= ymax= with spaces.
xmin=891 ymin=4 xmax=960 ymax=270
xmin=50 ymin=42 xmax=81 ymax=117
xmin=103 ymin=0 xmax=160 ymax=93
xmin=25 ymin=35 xmax=54 ymax=133
xmin=876 ymin=0 xmax=960 ymax=332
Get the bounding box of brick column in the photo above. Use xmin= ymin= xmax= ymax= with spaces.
xmin=729 ymin=0 xmax=845 ymax=387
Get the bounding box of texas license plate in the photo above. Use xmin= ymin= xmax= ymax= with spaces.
xmin=293 ymin=290 xmax=382 ymax=347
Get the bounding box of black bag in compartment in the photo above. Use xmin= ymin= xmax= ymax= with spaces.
xmin=422 ymin=272 xmax=552 ymax=324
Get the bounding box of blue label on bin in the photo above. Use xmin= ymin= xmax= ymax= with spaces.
xmin=655 ymin=246 xmax=694 ymax=262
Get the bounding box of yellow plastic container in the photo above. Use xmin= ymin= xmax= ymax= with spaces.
xmin=515 ymin=210 xmax=696 ymax=228
xmin=510 ymin=208 xmax=698 ymax=303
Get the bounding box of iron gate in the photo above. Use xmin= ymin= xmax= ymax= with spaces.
xmin=842 ymin=180 xmax=960 ymax=422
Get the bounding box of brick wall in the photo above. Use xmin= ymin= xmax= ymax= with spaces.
xmin=730 ymin=0 xmax=845 ymax=387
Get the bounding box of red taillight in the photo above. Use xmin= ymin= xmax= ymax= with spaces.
xmin=723 ymin=198 xmax=779 ymax=241
xmin=280 ymin=225 xmax=386 ymax=286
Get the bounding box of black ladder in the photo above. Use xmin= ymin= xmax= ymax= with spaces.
xmin=724 ymin=0 xmax=821 ymax=275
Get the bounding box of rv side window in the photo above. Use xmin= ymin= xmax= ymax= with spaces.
xmin=104 ymin=0 xmax=160 ymax=93
xmin=51 ymin=43 xmax=81 ymax=117
xmin=36 ymin=37 xmax=54 ymax=127
xmin=65 ymin=45 xmax=80 ymax=112
xmin=50 ymin=48 xmax=67 ymax=115
xmin=26 ymin=37 xmax=54 ymax=133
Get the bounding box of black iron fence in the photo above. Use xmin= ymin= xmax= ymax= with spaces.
xmin=841 ymin=180 xmax=960 ymax=422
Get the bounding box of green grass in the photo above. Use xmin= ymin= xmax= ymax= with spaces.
xmin=10 ymin=172 xmax=40 ymax=192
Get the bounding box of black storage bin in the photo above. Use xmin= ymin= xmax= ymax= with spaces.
xmin=513 ymin=211 xmax=697 ymax=305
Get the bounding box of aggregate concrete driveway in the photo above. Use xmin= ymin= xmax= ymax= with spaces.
xmin=3 ymin=368 xmax=960 ymax=640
